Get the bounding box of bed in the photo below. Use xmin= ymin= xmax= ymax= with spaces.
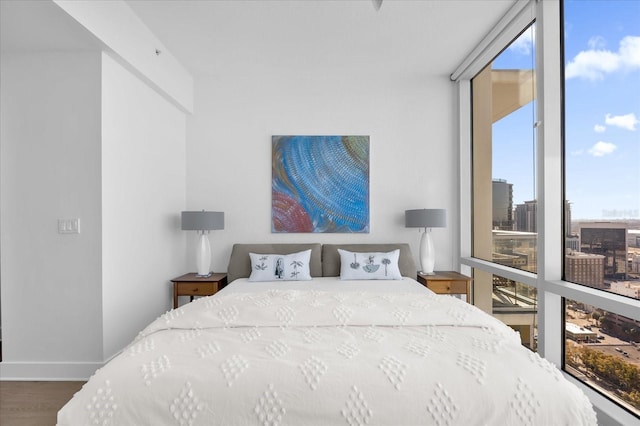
xmin=58 ymin=243 xmax=597 ymax=425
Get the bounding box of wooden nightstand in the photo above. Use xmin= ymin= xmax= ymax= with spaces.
xmin=417 ymin=271 xmax=472 ymax=303
xmin=171 ymin=272 xmax=227 ymax=308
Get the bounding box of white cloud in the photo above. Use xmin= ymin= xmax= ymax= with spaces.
xmin=619 ymin=36 xmax=640 ymax=68
xmin=605 ymin=113 xmax=638 ymax=131
xmin=571 ymin=149 xmax=584 ymax=156
xmin=588 ymin=36 xmax=606 ymax=50
xmin=566 ymin=35 xmax=640 ymax=80
xmin=588 ymin=141 xmax=617 ymax=157
xmin=593 ymin=124 xmax=606 ymax=133
xmin=566 ymin=50 xmax=621 ymax=80
xmin=508 ymin=26 xmax=535 ymax=55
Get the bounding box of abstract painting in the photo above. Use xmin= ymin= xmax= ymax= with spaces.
xmin=272 ymin=135 xmax=370 ymax=233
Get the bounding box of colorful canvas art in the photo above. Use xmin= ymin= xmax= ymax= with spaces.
xmin=272 ymin=135 xmax=370 ymax=233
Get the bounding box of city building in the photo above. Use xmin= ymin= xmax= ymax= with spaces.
xmin=629 ymin=229 xmax=640 ymax=249
xmin=565 ymin=251 xmax=605 ymax=289
xmin=564 ymin=200 xmax=573 ymax=237
xmin=609 ymin=281 xmax=640 ymax=299
xmin=578 ymin=222 xmax=628 ymax=280
xmin=492 ymin=179 xmax=513 ymax=230
xmin=566 ymin=235 xmax=580 ymax=252
xmin=514 ymin=200 xmax=537 ymax=232
xmin=631 ymin=254 xmax=640 ymax=275
xmin=565 ymin=323 xmax=597 ymax=343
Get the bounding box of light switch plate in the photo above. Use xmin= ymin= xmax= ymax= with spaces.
xmin=58 ymin=218 xmax=80 ymax=234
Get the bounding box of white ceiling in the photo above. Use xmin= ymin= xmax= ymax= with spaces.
xmin=125 ymin=0 xmax=515 ymax=78
xmin=1 ymin=0 xmax=515 ymax=78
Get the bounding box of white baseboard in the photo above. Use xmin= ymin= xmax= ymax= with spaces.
xmin=0 ymin=361 xmax=102 ymax=381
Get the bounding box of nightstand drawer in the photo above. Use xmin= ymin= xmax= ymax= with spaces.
xmin=171 ymin=273 xmax=227 ymax=308
xmin=177 ymin=282 xmax=217 ymax=295
xmin=417 ymin=271 xmax=473 ymax=303
xmin=426 ymin=280 xmax=467 ymax=294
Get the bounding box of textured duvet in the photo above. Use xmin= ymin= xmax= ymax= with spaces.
xmin=58 ymin=283 xmax=596 ymax=425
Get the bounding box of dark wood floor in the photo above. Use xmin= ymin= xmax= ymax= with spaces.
xmin=0 ymin=381 xmax=85 ymax=426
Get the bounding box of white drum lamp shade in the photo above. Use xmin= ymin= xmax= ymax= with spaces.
xmin=181 ymin=211 xmax=224 ymax=277
xmin=405 ymin=209 xmax=446 ymax=275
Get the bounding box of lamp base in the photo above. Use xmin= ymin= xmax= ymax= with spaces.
xmin=195 ymin=272 xmax=213 ymax=278
xmin=419 ymin=229 xmax=436 ymax=275
xmin=196 ymin=232 xmax=212 ymax=277
xmin=419 ymin=271 xmax=436 ymax=276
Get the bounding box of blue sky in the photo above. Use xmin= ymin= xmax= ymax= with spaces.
xmin=492 ymin=0 xmax=639 ymax=221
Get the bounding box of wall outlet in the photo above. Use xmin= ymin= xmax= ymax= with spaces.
xmin=58 ymin=218 xmax=80 ymax=234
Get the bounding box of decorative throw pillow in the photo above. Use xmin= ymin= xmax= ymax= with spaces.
xmin=338 ymin=249 xmax=402 ymax=280
xmin=248 ymin=249 xmax=313 ymax=281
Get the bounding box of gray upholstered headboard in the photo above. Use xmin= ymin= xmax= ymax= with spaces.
xmin=322 ymin=243 xmax=416 ymax=278
xmin=227 ymin=242 xmax=416 ymax=282
xmin=227 ymin=243 xmax=322 ymax=283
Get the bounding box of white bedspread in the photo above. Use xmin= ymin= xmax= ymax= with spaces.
xmin=58 ymin=279 xmax=596 ymax=426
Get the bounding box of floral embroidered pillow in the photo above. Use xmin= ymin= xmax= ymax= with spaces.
xmin=338 ymin=249 xmax=402 ymax=280
xmin=249 ymin=249 xmax=312 ymax=281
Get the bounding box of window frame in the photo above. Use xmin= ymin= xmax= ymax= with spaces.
xmin=454 ymin=1 xmax=640 ymax=424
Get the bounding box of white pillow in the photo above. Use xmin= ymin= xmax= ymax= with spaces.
xmin=338 ymin=249 xmax=402 ymax=280
xmin=249 ymin=249 xmax=312 ymax=281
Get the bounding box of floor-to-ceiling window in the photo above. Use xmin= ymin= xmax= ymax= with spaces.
xmin=456 ymin=0 xmax=639 ymax=422
xmin=562 ymin=0 xmax=640 ymax=415
xmin=471 ymin=23 xmax=539 ymax=351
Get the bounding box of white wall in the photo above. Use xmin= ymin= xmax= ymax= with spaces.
xmin=101 ymin=53 xmax=187 ymax=358
xmin=187 ymin=69 xmax=458 ymax=273
xmin=0 ymin=52 xmax=104 ymax=378
xmin=0 ymin=51 xmax=188 ymax=378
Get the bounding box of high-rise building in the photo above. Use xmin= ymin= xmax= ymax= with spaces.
xmin=492 ymin=179 xmax=513 ymax=230
xmin=628 ymin=229 xmax=640 ymax=249
xmin=565 ymin=235 xmax=580 ymax=252
xmin=578 ymin=222 xmax=628 ymax=279
xmin=515 ymin=200 xmax=537 ymax=232
xmin=564 ymin=200 xmax=573 ymax=237
xmin=631 ymin=254 xmax=640 ymax=274
xmin=565 ymin=251 xmax=605 ymax=289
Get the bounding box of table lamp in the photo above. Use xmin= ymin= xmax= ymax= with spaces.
xmin=405 ymin=209 xmax=446 ymax=275
xmin=181 ymin=210 xmax=224 ymax=277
